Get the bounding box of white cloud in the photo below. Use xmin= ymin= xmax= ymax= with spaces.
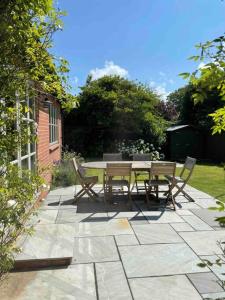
xmin=159 ymin=71 xmax=174 ymax=85
xmin=89 ymin=61 xmax=129 ymax=81
xmin=149 ymin=81 xmax=170 ymax=101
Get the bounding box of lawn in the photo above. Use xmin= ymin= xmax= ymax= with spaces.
xmin=86 ymin=164 xmax=225 ymax=201
xmin=188 ymin=164 xmax=225 ymax=201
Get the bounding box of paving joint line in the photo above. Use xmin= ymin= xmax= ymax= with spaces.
xmin=113 ymin=235 xmax=135 ymax=300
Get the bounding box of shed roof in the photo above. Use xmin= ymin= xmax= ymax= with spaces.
xmin=166 ymin=125 xmax=190 ymax=132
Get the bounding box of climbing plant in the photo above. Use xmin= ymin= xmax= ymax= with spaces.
xmin=0 ymin=0 xmax=77 ymax=280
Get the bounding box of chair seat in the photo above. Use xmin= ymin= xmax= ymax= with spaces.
xmin=165 ymin=175 xmax=184 ymax=183
xmin=83 ymin=176 xmax=98 ymax=184
xmin=107 ymin=179 xmax=129 ymax=187
xmin=145 ymin=179 xmax=170 ymax=186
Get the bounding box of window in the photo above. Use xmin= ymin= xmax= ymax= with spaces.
xmin=11 ymin=92 xmax=36 ymax=172
xmin=49 ymin=104 xmax=58 ymax=144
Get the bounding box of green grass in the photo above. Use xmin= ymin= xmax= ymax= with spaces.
xmin=188 ymin=164 xmax=225 ymax=201
xmin=86 ymin=164 xmax=225 ymax=201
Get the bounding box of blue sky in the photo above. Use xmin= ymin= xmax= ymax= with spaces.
xmin=53 ymin=0 xmax=225 ymax=99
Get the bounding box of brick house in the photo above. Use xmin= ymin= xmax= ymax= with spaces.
xmin=37 ymin=92 xmax=62 ymax=185
xmin=12 ymin=88 xmax=62 ymax=196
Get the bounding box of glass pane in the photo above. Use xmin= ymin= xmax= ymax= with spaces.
xmin=21 ymin=158 xmax=28 ymax=170
xmin=21 ymin=143 xmax=28 ymax=157
xmin=30 ymin=141 xmax=35 ymax=153
xmin=31 ymin=155 xmax=36 ymax=172
xmin=30 ymin=123 xmax=36 ymax=153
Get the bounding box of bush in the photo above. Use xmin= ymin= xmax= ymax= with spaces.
xmin=0 ymin=164 xmax=44 ymax=280
xmin=116 ymin=139 xmax=165 ymax=160
xmin=51 ymin=149 xmax=84 ymax=188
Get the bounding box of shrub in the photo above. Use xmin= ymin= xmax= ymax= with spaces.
xmin=51 ymin=149 xmax=84 ymax=188
xmin=116 ymin=139 xmax=165 ymax=160
xmin=0 ymin=164 xmax=44 ymax=280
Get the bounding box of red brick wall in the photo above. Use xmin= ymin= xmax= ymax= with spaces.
xmin=36 ymin=94 xmax=62 ymax=185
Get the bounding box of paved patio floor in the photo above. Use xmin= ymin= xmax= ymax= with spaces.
xmin=1 ymin=184 xmax=225 ymax=299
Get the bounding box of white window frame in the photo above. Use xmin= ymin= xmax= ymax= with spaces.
xmin=11 ymin=90 xmax=36 ymax=171
xmin=49 ymin=104 xmax=58 ymax=144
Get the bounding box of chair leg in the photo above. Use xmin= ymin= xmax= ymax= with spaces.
xmin=173 ymin=183 xmax=194 ymax=202
xmin=144 ymin=181 xmax=151 ymax=209
xmin=167 ymin=185 xmax=176 ymax=211
xmin=135 ymin=172 xmax=139 ymax=194
xmin=127 ymin=190 xmax=133 ymax=210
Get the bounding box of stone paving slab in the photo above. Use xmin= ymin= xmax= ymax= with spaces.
xmin=28 ymin=209 xmax=58 ymax=225
xmin=74 ymin=218 xmax=133 ymax=237
xmin=202 ymin=291 xmax=225 ymax=299
xmin=180 ymin=231 xmax=225 ymax=255
xmin=56 ymin=210 xmax=91 ymax=223
xmin=119 ymin=243 xmax=208 ymax=278
xmin=132 ymin=223 xmax=183 ymax=244
xmin=129 ymin=275 xmax=202 ymax=300
xmin=0 ymin=264 xmax=96 ymax=300
xmin=187 ymin=272 xmax=224 ymax=294
xmin=141 ymin=210 xmax=185 ymax=223
xmin=73 ymin=236 xmax=119 ymax=263
xmin=200 ymin=255 xmax=225 ymax=281
xmin=49 ymin=186 xmax=76 ymax=196
xmin=45 ymin=195 xmax=61 ymax=202
xmin=115 ymin=234 xmax=139 ymax=246
xmin=176 ymin=202 xmax=201 ymax=210
xmin=182 ymin=215 xmax=213 ymax=231
xmin=194 ymin=197 xmax=218 ymax=209
xmin=191 ymin=208 xmax=225 ymax=229
xmin=170 ymin=222 xmax=195 ymax=232
xmin=129 ymin=217 xmax=149 ymax=225
xmin=96 ymin=261 xmax=132 ymax=300
xmin=108 ymin=211 xmax=140 ymax=219
xmin=16 ymin=224 xmax=75 ymax=260
xmin=176 ymin=209 xmax=194 ymax=216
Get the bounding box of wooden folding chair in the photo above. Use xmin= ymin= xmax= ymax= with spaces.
xmin=72 ymin=158 xmax=98 ymax=202
xmin=102 ymin=153 xmax=123 ymax=189
xmin=104 ymin=163 xmax=133 ymax=209
xmin=144 ymin=162 xmax=176 ymax=210
xmin=165 ymin=157 xmax=196 ymax=201
xmin=103 ymin=153 xmax=122 ymax=161
xmin=132 ymin=153 xmax=151 ymax=193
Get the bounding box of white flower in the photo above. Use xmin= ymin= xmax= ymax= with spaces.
xmin=7 ymin=199 xmax=16 ymax=207
xmin=42 ymin=184 xmax=47 ymax=188
xmin=41 ymin=198 xmax=45 ymax=202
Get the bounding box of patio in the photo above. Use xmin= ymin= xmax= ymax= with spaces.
xmin=1 ymin=185 xmax=225 ymax=300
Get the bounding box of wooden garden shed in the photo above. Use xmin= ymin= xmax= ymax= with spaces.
xmin=166 ymin=125 xmax=203 ymax=161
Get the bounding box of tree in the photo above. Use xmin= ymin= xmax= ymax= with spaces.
xmin=156 ymin=100 xmax=178 ymax=122
xmin=167 ymin=84 xmax=224 ymax=131
xmin=180 ymin=35 xmax=225 ymax=133
xmin=64 ymin=76 xmax=167 ymax=157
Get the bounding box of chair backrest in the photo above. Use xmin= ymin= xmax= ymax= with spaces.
xmin=133 ymin=153 xmax=151 ymax=161
xmin=180 ymin=157 xmax=196 ymax=181
xmin=103 ymin=153 xmax=122 ymax=161
xmin=150 ymin=162 xmax=176 ymax=179
xmin=72 ymin=158 xmax=85 ymax=180
xmin=106 ymin=163 xmax=132 ymax=177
